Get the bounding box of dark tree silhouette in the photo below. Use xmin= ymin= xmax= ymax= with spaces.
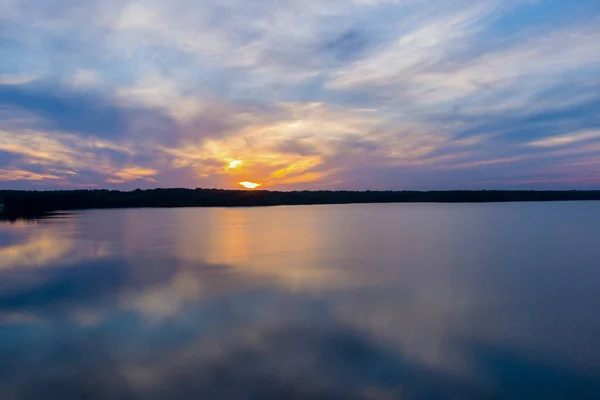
xmin=1 ymin=188 xmax=599 ymax=219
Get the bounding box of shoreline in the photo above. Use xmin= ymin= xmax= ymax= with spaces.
xmin=1 ymin=189 xmax=600 ymax=219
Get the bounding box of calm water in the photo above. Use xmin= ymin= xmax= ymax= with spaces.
xmin=1 ymin=202 xmax=600 ymax=399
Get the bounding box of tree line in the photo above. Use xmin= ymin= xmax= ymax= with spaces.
xmin=1 ymin=188 xmax=600 ymax=218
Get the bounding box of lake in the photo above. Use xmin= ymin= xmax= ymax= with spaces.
xmin=1 ymin=202 xmax=600 ymax=399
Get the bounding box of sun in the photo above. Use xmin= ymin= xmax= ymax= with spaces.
xmin=226 ymin=160 xmax=243 ymax=169
xmin=239 ymin=181 xmax=261 ymax=189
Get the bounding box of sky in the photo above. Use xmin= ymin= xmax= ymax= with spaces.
xmin=1 ymin=0 xmax=599 ymax=191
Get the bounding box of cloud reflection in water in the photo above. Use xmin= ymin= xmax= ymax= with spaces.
xmin=1 ymin=205 xmax=600 ymax=399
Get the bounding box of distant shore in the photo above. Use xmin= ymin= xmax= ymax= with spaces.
xmin=1 ymin=188 xmax=600 ymax=219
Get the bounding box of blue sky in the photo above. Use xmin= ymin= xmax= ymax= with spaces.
xmin=1 ymin=0 xmax=599 ymax=190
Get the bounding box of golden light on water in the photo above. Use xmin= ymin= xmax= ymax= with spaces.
xmin=239 ymin=181 xmax=261 ymax=189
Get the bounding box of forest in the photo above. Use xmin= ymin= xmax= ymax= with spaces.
xmin=2 ymin=189 xmax=600 ymax=219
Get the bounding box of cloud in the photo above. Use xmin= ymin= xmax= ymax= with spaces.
xmin=0 ymin=81 xmax=175 ymax=141
xmin=0 ymin=75 xmax=36 ymax=85
xmin=0 ymin=169 xmax=61 ymax=181
xmin=0 ymin=127 xmax=154 ymax=185
xmin=527 ymin=129 xmax=600 ymax=148
xmin=0 ymin=0 xmax=599 ymax=188
xmin=69 ymin=69 xmax=100 ymax=88
xmin=107 ymin=167 xmax=158 ymax=184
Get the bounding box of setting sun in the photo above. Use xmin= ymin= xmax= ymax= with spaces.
xmin=239 ymin=181 xmax=261 ymax=189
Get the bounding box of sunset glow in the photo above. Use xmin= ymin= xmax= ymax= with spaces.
xmin=239 ymin=182 xmax=261 ymax=189
xmin=226 ymin=160 xmax=243 ymax=170
xmin=0 ymin=0 xmax=599 ymax=190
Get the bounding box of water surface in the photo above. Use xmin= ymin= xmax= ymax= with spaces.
xmin=1 ymin=202 xmax=600 ymax=399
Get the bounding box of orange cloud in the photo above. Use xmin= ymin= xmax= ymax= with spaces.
xmin=107 ymin=167 xmax=158 ymax=183
xmin=0 ymin=169 xmax=61 ymax=181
